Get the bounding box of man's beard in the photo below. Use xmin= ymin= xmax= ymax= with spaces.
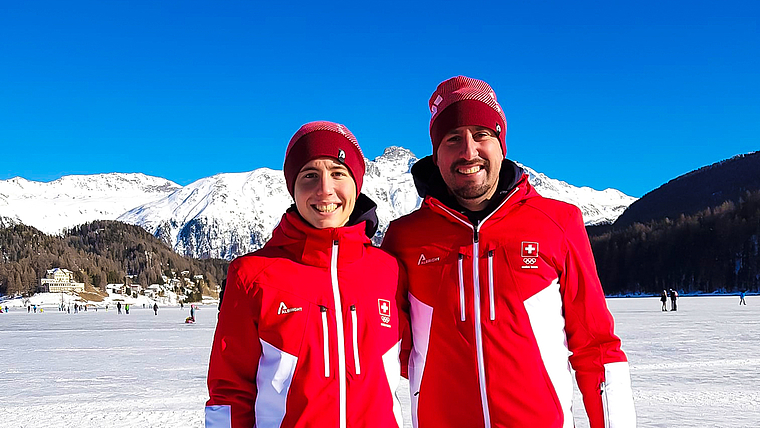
xmin=448 ymin=159 xmax=494 ymax=200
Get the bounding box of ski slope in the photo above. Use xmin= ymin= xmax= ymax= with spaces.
xmin=0 ymin=295 xmax=758 ymax=427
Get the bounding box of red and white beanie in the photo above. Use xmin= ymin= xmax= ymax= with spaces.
xmin=283 ymin=121 xmax=365 ymax=197
xmin=428 ymin=76 xmax=507 ymax=163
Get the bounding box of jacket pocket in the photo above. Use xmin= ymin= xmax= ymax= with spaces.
xmin=350 ymin=305 xmax=361 ymax=375
xmin=457 ymin=254 xmax=466 ymax=322
xmin=487 ymin=250 xmax=495 ymax=321
xmin=320 ymin=305 xmax=330 ymax=378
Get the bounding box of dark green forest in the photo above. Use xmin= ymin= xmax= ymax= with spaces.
xmin=590 ymin=190 xmax=760 ymax=295
xmin=0 ymin=220 xmax=229 ymax=297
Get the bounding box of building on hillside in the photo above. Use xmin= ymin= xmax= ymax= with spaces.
xmin=38 ymin=268 xmax=85 ymax=293
xmin=145 ymin=284 xmax=162 ymax=298
xmin=127 ymin=283 xmax=142 ymax=296
xmin=106 ymin=283 xmax=127 ymax=294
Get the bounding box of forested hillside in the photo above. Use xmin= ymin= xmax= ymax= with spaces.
xmin=614 ymin=151 xmax=760 ymax=228
xmin=0 ymin=220 xmax=229 ymax=296
xmin=591 ymin=190 xmax=760 ymax=295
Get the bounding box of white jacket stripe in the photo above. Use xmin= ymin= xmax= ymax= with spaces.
xmin=523 ymin=279 xmax=574 ymax=428
xmin=408 ymin=293 xmax=433 ymax=428
xmin=603 ymin=361 xmax=637 ymax=428
xmin=204 ymin=404 xmax=231 ymax=428
xmin=329 ymin=241 xmax=348 ymax=428
xmin=255 ymin=339 xmax=298 ymax=428
xmin=381 ymin=340 xmax=404 ymax=428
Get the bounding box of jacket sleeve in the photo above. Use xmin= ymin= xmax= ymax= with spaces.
xmin=560 ymin=207 xmax=636 ymax=428
xmin=396 ymin=261 xmax=412 ymax=379
xmin=206 ymin=259 xmax=262 ymax=428
xmin=383 ymin=222 xmax=412 ymax=380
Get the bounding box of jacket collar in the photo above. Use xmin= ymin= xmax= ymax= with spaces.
xmin=411 ymin=155 xmax=534 ymax=225
xmin=265 ymin=194 xmax=377 ymax=267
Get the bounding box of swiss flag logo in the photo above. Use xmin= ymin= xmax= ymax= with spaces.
xmin=521 ymin=241 xmax=539 ymax=257
xmin=378 ymin=299 xmax=392 ymax=328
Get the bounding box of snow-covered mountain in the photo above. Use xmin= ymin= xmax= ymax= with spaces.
xmin=1 ymin=147 xmax=636 ymax=260
xmin=0 ymin=173 xmax=181 ymax=234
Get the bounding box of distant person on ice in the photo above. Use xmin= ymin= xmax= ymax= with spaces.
xmin=125 ymin=303 xmax=130 ymax=314
xmin=670 ymin=289 xmax=678 ymax=311
xmin=117 ymin=302 xmax=122 ymax=314
xmin=153 ymin=303 xmax=159 ymax=315
xmin=661 ymin=290 xmax=668 ymax=311
xmin=380 ymin=76 xmax=635 ymax=428
xmin=205 ymin=121 xmax=410 ymax=428
xmin=740 ymin=290 xmax=747 ymax=305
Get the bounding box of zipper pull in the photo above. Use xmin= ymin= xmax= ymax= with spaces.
xmin=350 ymin=305 xmax=356 ymax=311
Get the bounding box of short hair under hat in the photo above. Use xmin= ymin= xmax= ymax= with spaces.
xmin=428 ymin=76 xmax=507 ymax=163
xmin=283 ymin=121 xmax=365 ymax=197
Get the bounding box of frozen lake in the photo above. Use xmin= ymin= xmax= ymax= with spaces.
xmin=1 ymin=296 xmax=758 ymax=427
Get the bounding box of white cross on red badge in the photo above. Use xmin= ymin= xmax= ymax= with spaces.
xmin=521 ymin=241 xmax=539 ymax=258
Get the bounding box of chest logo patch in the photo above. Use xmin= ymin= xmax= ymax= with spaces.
xmin=418 ymin=253 xmax=441 ymax=266
xmin=378 ymin=299 xmax=392 ymax=328
xmin=521 ymin=241 xmax=539 ymax=269
xmin=278 ymin=302 xmax=303 ymax=315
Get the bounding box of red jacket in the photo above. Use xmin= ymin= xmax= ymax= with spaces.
xmin=382 ymin=162 xmax=635 ymax=428
xmin=206 ymin=209 xmax=410 ymax=428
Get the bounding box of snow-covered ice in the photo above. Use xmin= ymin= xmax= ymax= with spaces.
xmin=1 ymin=295 xmax=758 ymax=427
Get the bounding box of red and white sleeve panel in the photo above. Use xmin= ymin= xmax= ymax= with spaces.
xmin=523 ymin=278 xmax=575 ymax=428
xmin=408 ymin=293 xmax=433 ymax=428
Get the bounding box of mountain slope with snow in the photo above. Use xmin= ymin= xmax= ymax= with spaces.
xmin=1 ymin=147 xmax=636 ymax=260
xmin=118 ymin=147 xmax=634 ymax=259
xmin=0 ymin=173 xmax=181 ymax=235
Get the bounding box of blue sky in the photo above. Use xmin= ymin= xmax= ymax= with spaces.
xmin=1 ymin=1 xmax=757 ymax=197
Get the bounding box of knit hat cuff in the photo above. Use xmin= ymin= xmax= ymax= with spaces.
xmin=283 ymin=129 xmax=365 ymax=197
xmin=431 ymin=99 xmax=506 ymax=163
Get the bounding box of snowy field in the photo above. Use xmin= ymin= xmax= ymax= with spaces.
xmin=1 ymin=295 xmax=758 ymax=427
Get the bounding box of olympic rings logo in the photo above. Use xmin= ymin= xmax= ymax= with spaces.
xmin=523 ymin=258 xmax=537 ymax=265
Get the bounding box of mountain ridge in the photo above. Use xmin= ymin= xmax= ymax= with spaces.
xmin=613 ymin=151 xmax=760 ymax=228
xmin=1 ymin=147 xmax=636 ymax=260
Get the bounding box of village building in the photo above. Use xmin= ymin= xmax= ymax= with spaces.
xmin=38 ymin=268 xmax=85 ymax=293
xmin=106 ymin=284 xmax=127 ymax=294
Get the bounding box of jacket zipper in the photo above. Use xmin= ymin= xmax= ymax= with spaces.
xmin=433 ymin=187 xmax=520 ymax=428
xmin=320 ymin=305 xmax=330 ymax=377
xmin=487 ymin=250 xmax=495 ymax=321
xmin=457 ymin=254 xmax=466 ymax=322
xmin=330 ymin=240 xmax=347 ymax=428
xmin=472 ymin=224 xmax=491 ymax=428
xmin=350 ymin=305 xmax=361 ymax=375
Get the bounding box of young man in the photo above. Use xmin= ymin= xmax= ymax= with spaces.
xmin=382 ymin=76 xmax=636 ymax=428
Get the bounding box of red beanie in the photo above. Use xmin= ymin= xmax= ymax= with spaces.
xmin=283 ymin=121 xmax=365 ymax=197
xmin=428 ymin=76 xmax=507 ymax=163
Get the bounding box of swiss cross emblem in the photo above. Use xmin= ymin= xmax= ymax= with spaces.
xmin=521 ymin=241 xmax=539 ymax=270
xmin=378 ymin=299 xmax=391 ymax=328
xmin=521 ymin=242 xmax=539 ymax=257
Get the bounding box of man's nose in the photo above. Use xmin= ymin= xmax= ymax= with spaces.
xmin=460 ymin=132 xmax=479 ymax=160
